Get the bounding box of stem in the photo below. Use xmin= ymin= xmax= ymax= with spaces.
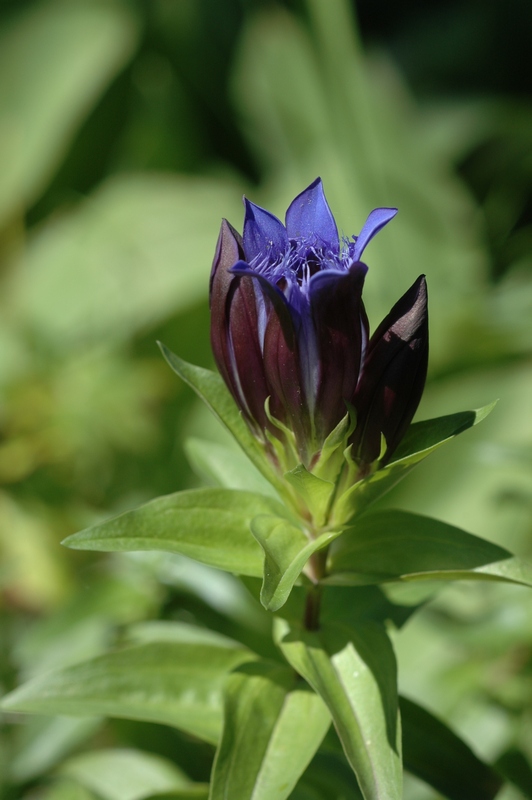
xmin=303 ymin=548 xmax=327 ymax=631
xmin=304 ymin=585 xmax=322 ymax=631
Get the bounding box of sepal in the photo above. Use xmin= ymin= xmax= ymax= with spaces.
xmin=333 ymin=402 xmax=496 ymax=526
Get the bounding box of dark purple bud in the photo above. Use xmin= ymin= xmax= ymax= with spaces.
xmin=309 ymin=262 xmax=369 ymax=442
xmin=210 ymin=221 xmax=273 ymax=435
xmin=210 ymin=220 xmax=245 ymax=404
xmin=209 ymin=179 xmax=410 ymax=469
xmin=262 ymin=307 xmax=311 ymax=456
xmin=351 ymin=276 xmax=428 ymax=466
xmin=227 ymin=276 xmax=279 ymax=434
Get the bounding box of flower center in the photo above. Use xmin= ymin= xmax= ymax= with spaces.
xmin=250 ymin=235 xmax=358 ymax=298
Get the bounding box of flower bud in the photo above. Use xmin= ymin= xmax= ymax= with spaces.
xmin=209 ymin=178 xmax=427 ymax=471
xmin=350 ymin=275 xmax=429 ymax=466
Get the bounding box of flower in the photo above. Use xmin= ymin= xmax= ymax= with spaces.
xmin=210 ymin=178 xmax=428 ymax=471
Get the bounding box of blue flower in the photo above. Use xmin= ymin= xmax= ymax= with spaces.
xmin=210 ymin=178 xmax=428 ymax=470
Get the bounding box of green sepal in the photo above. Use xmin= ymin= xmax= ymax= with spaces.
xmin=250 ymin=516 xmax=339 ymax=612
xmin=312 ymin=405 xmax=356 ymax=482
xmin=284 ymin=464 xmax=335 ymax=526
xmin=210 ymin=661 xmax=330 ymax=800
xmin=325 ymin=509 xmax=532 ymax=589
xmin=263 ymin=396 xmax=300 ymax=472
xmin=275 ymin=618 xmax=402 ymax=800
xmin=333 ymin=403 xmax=496 ymax=526
xmin=63 ymin=488 xmax=293 ymax=578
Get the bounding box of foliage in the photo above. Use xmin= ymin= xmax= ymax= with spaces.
xmin=1 ymin=0 xmax=532 ymax=799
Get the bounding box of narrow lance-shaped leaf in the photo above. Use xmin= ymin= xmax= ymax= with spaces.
xmin=144 ymin=791 xmax=210 ymax=800
xmin=210 ymin=661 xmax=330 ymax=800
xmin=495 ymin=748 xmax=532 ymax=800
xmin=322 ymin=695 xmax=502 ymax=800
xmin=1 ymin=640 xmax=256 ymax=745
xmin=58 ymin=749 xmax=193 ymax=800
xmin=326 ymin=509 xmax=532 ymax=589
xmin=63 ymin=488 xmax=292 ymax=578
xmin=333 ymin=403 xmax=496 ymax=526
xmin=400 ymin=697 xmax=503 ymax=800
xmin=275 ymin=618 xmax=402 ymax=800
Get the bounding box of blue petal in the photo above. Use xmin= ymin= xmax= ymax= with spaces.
xmin=285 ymin=178 xmax=339 ymax=253
xmin=353 ymin=207 xmax=398 ymax=261
xmin=242 ymin=199 xmax=288 ymax=263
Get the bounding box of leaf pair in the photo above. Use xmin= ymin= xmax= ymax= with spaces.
xmin=1 ymin=619 xmax=504 ymax=800
xmin=63 ymin=488 xmax=532 ymax=614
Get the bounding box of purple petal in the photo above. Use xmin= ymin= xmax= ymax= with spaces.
xmin=231 ymin=261 xmax=299 ymax=346
xmin=210 ymin=221 xmax=245 ymax=405
xmin=227 ymin=276 xmax=277 ymax=434
xmin=263 ymin=309 xmax=310 ymax=461
xmin=353 ymin=207 xmax=398 ymax=262
xmin=285 ymin=178 xmax=339 ymax=253
xmin=309 ymin=263 xmax=369 ymax=440
xmin=242 ymin=198 xmax=288 ymax=263
xmin=209 ymin=219 xmax=243 ymax=304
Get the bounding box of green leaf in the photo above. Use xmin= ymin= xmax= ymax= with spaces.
xmin=159 ymin=347 xmax=287 ymax=497
xmin=1 ymin=641 xmax=255 ymax=744
xmin=284 ymin=465 xmax=335 ymax=525
xmin=400 ymin=697 xmax=503 ymax=800
xmin=275 ymin=619 xmax=401 ymax=800
xmin=0 ymin=3 xmax=138 ymax=228
xmin=250 ymin=516 xmax=338 ymax=612
xmin=143 ymin=792 xmax=209 ymax=800
xmin=391 ymin=404 xmax=497 ymax=462
xmin=333 ymin=404 xmax=495 ymax=525
xmin=495 ymin=748 xmax=532 ymax=800
xmin=63 ymin=488 xmax=293 ymax=577
xmin=10 ymin=716 xmax=102 ymax=783
xmin=59 ymin=749 xmax=191 ymax=800
xmin=291 ymin=746 xmax=364 ymax=800
xmin=43 ymin=780 xmax=98 ymax=800
xmin=210 ymin=661 xmax=330 ymax=800
xmin=326 ymin=509 xmax=532 ymax=588
xmin=124 ymin=620 xmax=246 ymax=650
xmin=184 ymin=438 xmax=278 ymax=498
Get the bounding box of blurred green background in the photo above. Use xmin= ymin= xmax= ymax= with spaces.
xmin=0 ymin=0 xmax=531 ymax=798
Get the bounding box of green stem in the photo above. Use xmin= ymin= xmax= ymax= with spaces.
xmin=304 ymin=585 xmax=322 ymax=631
xmin=303 ymin=548 xmax=328 ymax=631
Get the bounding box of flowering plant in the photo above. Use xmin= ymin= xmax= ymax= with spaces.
xmin=4 ymin=180 xmax=532 ymax=800
xmin=210 ymin=178 xmax=428 ymax=474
